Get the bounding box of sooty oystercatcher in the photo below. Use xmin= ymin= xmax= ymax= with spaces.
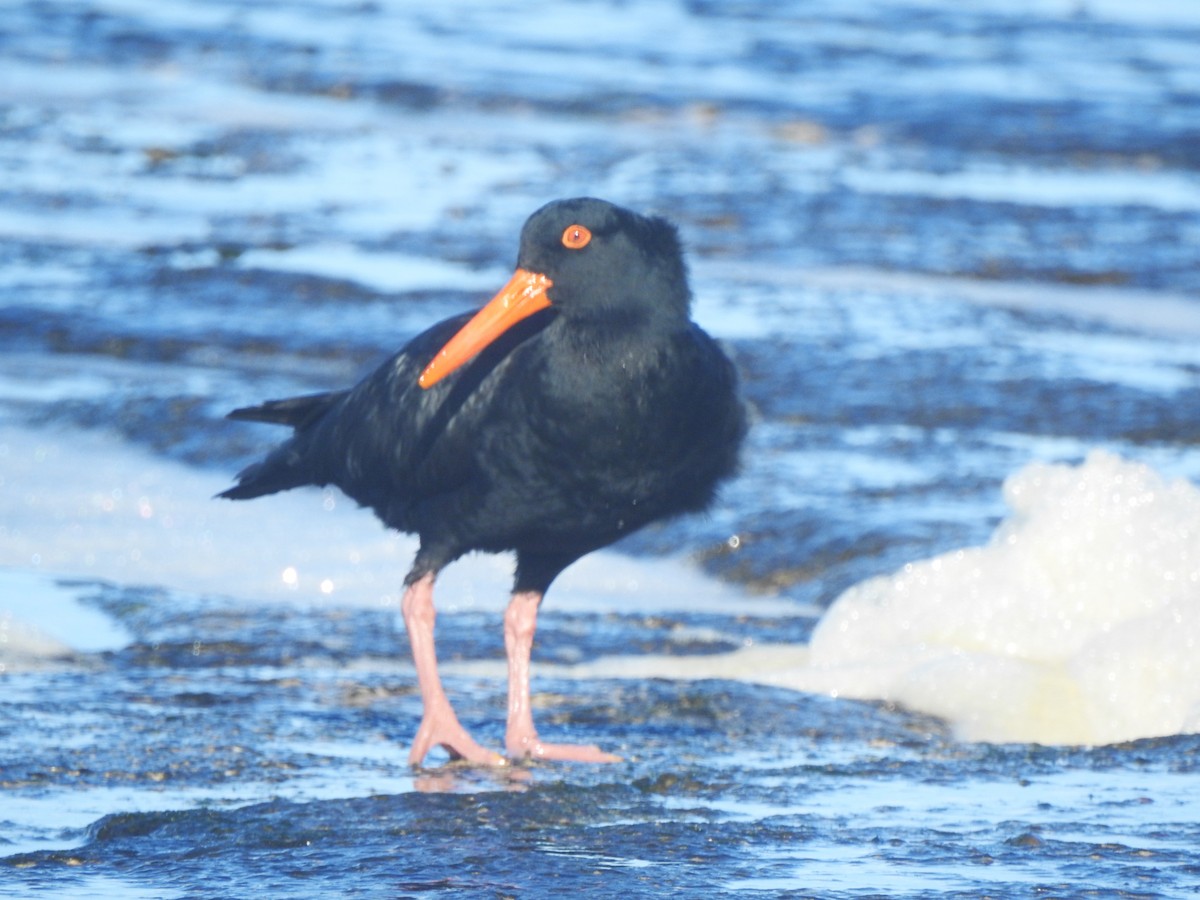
xmin=220 ymin=197 xmax=745 ymax=765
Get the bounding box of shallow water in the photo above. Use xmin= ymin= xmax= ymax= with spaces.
xmin=2 ymin=0 xmax=1200 ymax=896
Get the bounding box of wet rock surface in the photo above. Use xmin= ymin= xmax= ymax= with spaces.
xmin=2 ymin=0 xmax=1200 ymax=896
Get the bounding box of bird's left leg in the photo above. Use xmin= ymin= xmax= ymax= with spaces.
xmin=503 ymin=590 xmax=621 ymax=763
xmin=402 ymin=573 xmax=505 ymax=767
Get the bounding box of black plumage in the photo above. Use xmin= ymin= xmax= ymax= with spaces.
xmin=221 ymin=197 xmax=745 ymax=764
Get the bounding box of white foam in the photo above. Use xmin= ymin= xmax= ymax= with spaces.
xmin=841 ymin=164 xmax=1200 ymax=214
xmin=236 ymin=244 xmax=505 ymax=294
xmin=695 ymin=261 xmax=1200 ymax=341
xmin=0 ymin=571 xmax=133 ymax=673
xmin=794 ymin=451 xmax=1200 ymax=744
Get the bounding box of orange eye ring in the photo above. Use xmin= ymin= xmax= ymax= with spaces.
xmin=561 ymin=224 xmax=592 ymax=249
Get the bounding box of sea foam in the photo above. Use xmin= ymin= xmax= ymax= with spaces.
xmin=772 ymin=451 xmax=1200 ymax=744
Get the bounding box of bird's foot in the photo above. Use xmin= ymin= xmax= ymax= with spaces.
xmin=506 ymin=732 xmax=622 ymax=764
xmin=409 ymin=711 xmax=506 ymax=768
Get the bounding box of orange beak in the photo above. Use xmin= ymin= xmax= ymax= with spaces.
xmin=418 ymin=268 xmax=553 ymax=389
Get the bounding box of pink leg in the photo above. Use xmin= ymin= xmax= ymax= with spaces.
xmin=401 ymin=573 xmax=505 ymax=767
xmin=504 ymin=590 xmax=622 ymax=763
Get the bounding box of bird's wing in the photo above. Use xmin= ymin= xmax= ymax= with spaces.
xmin=293 ymin=310 xmax=553 ymax=519
xmin=218 ymin=312 xmax=472 ymax=502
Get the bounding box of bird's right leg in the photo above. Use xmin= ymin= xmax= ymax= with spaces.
xmin=503 ymin=589 xmax=621 ymax=763
xmin=401 ymin=573 xmax=505 ymax=767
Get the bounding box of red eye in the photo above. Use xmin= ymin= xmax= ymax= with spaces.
xmin=562 ymin=224 xmax=592 ymax=249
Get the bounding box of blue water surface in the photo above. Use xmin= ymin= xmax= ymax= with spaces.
xmin=2 ymin=1 xmax=1200 ymax=897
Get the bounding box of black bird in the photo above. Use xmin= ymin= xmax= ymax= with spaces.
xmin=220 ymin=198 xmax=745 ymax=765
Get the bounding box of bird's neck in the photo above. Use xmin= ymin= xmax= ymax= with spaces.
xmin=552 ymin=305 xmax=685 ymax=367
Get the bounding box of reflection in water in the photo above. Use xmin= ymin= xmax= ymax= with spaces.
xmin=412 ymin=762 xmax=533 ymax=795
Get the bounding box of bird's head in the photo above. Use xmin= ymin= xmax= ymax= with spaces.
xmin=418 ymin=198 xmax=690 ymax=389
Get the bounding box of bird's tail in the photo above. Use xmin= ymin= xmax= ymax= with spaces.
xmin=217 ymin=456 xmax=306 ymax=500
xmin=217 ymin=391 xmax=347 ymax=500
